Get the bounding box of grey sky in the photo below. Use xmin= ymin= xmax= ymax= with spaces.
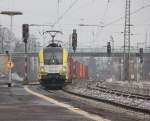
xmin=0 ymin=0 xmax=150 ymax=48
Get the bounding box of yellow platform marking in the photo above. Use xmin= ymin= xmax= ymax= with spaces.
xmin=24 ymin=86 xmax=111 ymax=121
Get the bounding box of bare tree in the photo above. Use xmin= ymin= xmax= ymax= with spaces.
xmin=0 ymin=27 xmax=18 ymax=53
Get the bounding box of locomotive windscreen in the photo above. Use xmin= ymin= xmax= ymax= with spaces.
xmin=43 ymin=47 xmax=63 ymax=65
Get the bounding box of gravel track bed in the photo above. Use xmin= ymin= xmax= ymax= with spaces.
xmin=64 ymin=81 xmax=150 ymax=114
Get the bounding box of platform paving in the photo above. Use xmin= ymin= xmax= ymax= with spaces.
xmin=0 ymin=86 xmax=94 ymax=121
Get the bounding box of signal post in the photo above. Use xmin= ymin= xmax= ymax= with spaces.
xmin=22 ymin=24 xmax=29 ymax=84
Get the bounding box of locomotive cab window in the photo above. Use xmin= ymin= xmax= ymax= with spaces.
xmin=43 ymin=47 xmax=63 ymax=65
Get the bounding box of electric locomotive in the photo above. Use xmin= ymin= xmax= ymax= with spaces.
xmin=38 ymin=31 xmax=68 ymax=89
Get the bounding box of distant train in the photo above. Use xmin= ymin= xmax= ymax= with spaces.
xmin=37 ymin=30 xmax=88 ymax=89
xmin=38 ymin=44 xmax=88 ymax=89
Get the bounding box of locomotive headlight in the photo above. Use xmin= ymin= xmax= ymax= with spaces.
xmin=60 ymin=66 xmax=66 ymax=75
xmin=40 ymin=66 xmax=45 ymax=72
xmin=62 ymin=66 xmax=66 ymax=72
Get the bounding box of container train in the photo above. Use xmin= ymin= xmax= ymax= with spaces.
xmin=38 ymin=42 xmax=88 ymax=89
xmin=68 ymin=57 xmax=88 ymax=81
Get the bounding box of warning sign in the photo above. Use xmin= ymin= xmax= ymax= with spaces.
xmin=7 ymin=61 xmax=14 ymax=69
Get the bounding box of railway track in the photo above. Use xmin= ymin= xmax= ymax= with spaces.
xmin=94 ymin=84 xmax=150 ymax=100
xmin=35 ymin=84 xmax=150 ymax=114
xmin=63 ymin=84 xmax=150 ymax=115
xmin=29 ymin=85 xmax=150 ymax=121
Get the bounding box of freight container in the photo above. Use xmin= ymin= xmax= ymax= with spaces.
xmin=68 ymin=57 xmax=88 ymax=81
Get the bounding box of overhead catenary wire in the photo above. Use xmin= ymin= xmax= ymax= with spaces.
xmin=94 ymin=2 xmax=150 ymax=41
xmin=101 ymin=0 xmax=110 ymax=23
xmin=57 ymin=0 xmax=60 ymax=20
xmin=103 ymin=2 xmax=150 ymax=28
xmin=52 ymin=0 xmax=79 ymax=27
xmin=95 ymin=0 xmax=111 ymax=40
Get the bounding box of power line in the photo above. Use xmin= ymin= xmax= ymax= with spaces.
xmin=95 ymin=2 xmax=150 ymax=41
xmin=101 ymin=0 xmax=110 ymax=22
xmin=52 ymin=0 xmax=79 ymax=27
xmin=57 ymin=0 xmax=60 ymax=19
xmin=95 ymin=0 xmax=111 ymax=41
xmin=104 ymin=2 xmax=150 ymax=28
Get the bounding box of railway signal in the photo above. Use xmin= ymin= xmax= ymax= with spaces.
xmin=22 ymin=24 xmax=29 ymax=43
xmin=22 ymin=24 xmax=29 ymax=84
xmin=139 ymin=48 xmax=143 ymax=63
xmin=107 ymin=42 xmax=111 ymax=56
xmin=72 ymin=29 xmax=77 ymax=53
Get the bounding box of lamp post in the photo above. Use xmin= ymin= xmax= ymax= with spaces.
xmin=0 ymin=27 xmax=6 ymax=53
xmin=0 ymin=11 xmax=22 ymax=87
xmin=1 ymin=11 xmax=22 ymax=32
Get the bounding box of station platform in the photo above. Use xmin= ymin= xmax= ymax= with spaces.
xmin=0 ymin=86 xmax=94 ymax=121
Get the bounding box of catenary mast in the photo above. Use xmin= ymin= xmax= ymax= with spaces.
xmin=123 ymin=0 xmax=131 ymax=81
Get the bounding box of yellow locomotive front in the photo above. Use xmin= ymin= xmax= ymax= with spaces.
xmin=38 ymin=47 xmax=68 ymax=89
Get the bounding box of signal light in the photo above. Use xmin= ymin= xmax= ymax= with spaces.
xmin=139 ymin=48 xmax=143 ymax=63
xmin=22 ymin=24 xmax=29 ymax=43
xmin=107 ymin=42 xmax=111 ymax=56
xmin=5 ymin=51 xmax=9 ymax=55
xmin=139 ymin=48 xmax=143 ymax=55
xmin=72 ymin=29 xmax=77 ymax=52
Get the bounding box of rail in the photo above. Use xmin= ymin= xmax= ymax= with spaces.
xmin=63 ymin=84 xmax=150 ymax=114
xmin=93 ymin=84 xmax=150 ymax=100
